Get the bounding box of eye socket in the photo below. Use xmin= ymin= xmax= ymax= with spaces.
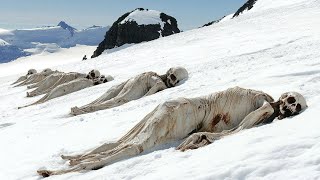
xmin=287 ymin=97 xmax=296 ymax=104
xmin=94 ymin=81 xmax=99 ymax=85
xmin=296 ymin=104 xmax=301 ymax=112
xmin=90 ymin=72 xmax=95 ymax=77
xmin=170 ymin=74 xmax=177 ymax=82
xmin=283 ymin=106 xmax=293 ymax=117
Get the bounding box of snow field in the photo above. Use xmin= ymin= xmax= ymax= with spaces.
xmin=0 ymin=0 xmax=320 ymax=179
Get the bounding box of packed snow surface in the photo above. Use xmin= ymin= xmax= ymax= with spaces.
xmin=120 ymin=9 xmax=164 ymax=28
xmin=1 ymin=0 xmax=320 ymax=179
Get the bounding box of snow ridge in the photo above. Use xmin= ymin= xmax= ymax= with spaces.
xmin=120 ymin=8 xmax=164 ymax=28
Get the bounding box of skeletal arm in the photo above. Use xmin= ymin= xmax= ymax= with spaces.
xmin=87 ymin=80 xmax=128 ymax=105
xmin=177 ymin=101 xmax=274 ymax=151
xmin=144 ymin=77 xmax=167 ymax=96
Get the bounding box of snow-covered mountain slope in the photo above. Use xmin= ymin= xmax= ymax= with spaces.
xmin=57 ymin=21 xmax=77 ymax=36
xmin=1 ymin=0 xmax=320 ymax=179
xmin=0 ymin=38 xmax=29 ymax=63
xmin=120 ymin=9 xmax=165 ymax=27
xmin=0 ymin=45 xmax=97 ymax=77
xmin=0 ymin=22 xmax=109 ymax=63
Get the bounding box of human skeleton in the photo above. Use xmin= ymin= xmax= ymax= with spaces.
xmin=18 ymin=70 xmax=113 ymax=108
xmin=70 ymin=67 xmax=189 ymax=115
xmin=13 ymin=68 xmax=58 ymax=87
xmin=11 ymin=69 xmax=37 ymax=85
xmin=37 ymin=87 xmax=307 ymax=177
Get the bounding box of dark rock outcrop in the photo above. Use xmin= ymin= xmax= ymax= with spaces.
xmin=58 ymin=21 xmax=77 ymax=36
xmin=201 ymin=16 xmax=225 ymax=28
xmin=91 ymin=8 xmax=180 ymax=58
xmin=233 ymin=0 xmax=258 ymax=18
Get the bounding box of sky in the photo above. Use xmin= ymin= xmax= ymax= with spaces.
xmin=0 ymin=0 xmax=247 ymax=30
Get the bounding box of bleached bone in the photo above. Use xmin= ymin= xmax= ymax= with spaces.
xmin=278 ymin=91 xmax=307 ymax=119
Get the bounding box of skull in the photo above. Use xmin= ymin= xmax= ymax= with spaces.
xmin=105 ymin=75 xmax=114 ymax=82
xmin=86 ymin=69 xmax=100 ymax=80
xmin=42 ymin=68 xmax=53 ymax=75
xmin=278 ymin=92 xmax=307 ymax=119
xmin=93 ymin=75 xmax=114 ymax=85
xmin=27 ymin=69 xmax=37 ymax=75
xmin=165 ymin=67 xmax=188 ymax=88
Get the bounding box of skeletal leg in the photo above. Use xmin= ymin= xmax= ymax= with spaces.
xmin=68 ymin=104 xmax=174 ymax=166
xmin=27 ymin=76 xmax=64 ymax=97
xmin=64 ymin=108 xmax=159 ymax=161
xmin=72 ymin=101 xmax=197 ymax=166
xmin=27 ymin=78 xmax=48 ymax=89
xmin=11 ymin=76 xmax=27 ymax=85
xmin=61 ymin=142 xmax=120 ymax=160
xmin=15 ymin=75 xmax=42 ymax=87
xmin=39 ymin=100 xmax=198 ymax=177
xmin=71 ymin=98 xmax=128 ymax=115
xmin=89 ymin=81 xmax=128 ymax=105
xmin=14 ymin=76 xmax=35 ymax=87
xmin=28 ymin=72 xmax=64 ymax=90
xmin=27 ymin=83 xmax=38 ymax=89
xmin=37 ymin=74 xmax=81 ymax=96
xmin=37 ymin=144 xmax=140 ymax=177
xmin=75 ymin=144 xmax=142 ymax=168
xmin=22 ymin=75 xmax=42 ymax=85
xmin=37 ymin=166 xmax=84 ymax=177
xmin=20 ymin=79 xmax=93 ymax=109
xmin=70 ymin=81 xmax=127 ymax=115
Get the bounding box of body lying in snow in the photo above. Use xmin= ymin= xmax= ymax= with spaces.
xmin=26 ymin=72 xmax=86 ymax=97
xmin=11 ymin=69 xmax=37 ymax=85
xmin=13 ymin=68 xmax=58 ymax=87
xmin=70 ymin=67 xmax=189 ymax=116
xmin=18 ymin=70 xmax=113 ymax=109
xmin=37 ymin=87 xmax=307 ymax=177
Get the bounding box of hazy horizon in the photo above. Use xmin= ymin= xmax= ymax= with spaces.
xmin=0 ymin=0 xmax=246 ymax=30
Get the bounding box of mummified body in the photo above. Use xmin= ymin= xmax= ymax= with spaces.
xmin=11 ymin=69 xmax=37 ymax=85
xmin=26 ymin=72 xmax=87 ymax=97
xmin=18 ymin=71 xmax=113 ymax=109
xmin=13 ymin=68 xmax=57 ymax=87
xmin=37 ymin=87 xmax=307 ymax=177
xmin=70 ymin=67 xmax=189 ymax=116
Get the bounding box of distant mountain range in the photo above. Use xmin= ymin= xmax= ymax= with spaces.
xmin=0 ymin=21 xmax=110 ymax=63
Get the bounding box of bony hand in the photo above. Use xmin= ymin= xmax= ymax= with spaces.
xmin=176 ymin=132 xmax=217 ymax=152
